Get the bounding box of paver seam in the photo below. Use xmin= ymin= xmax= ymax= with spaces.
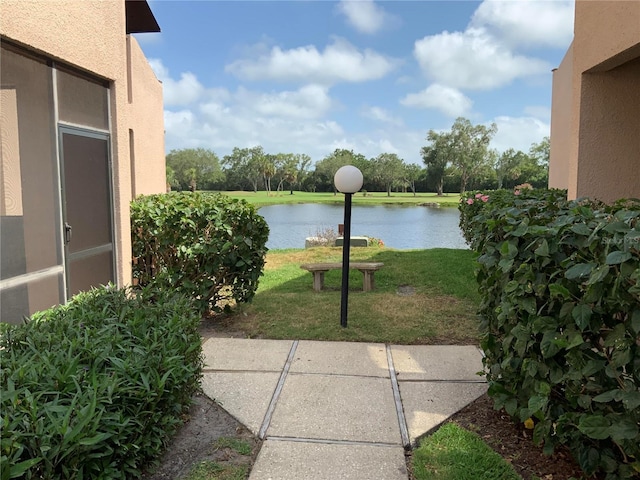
xmin=286 ymin=371 xmax=390 ymax=379
xmin=202 ymin=368 xmax=285 ymax=374
xmin=386 ymin=345 xmax=411 ymax=449
xmin=397 ymin=379 xmax=487 ymax=383
xmin=258 ymin=340 xmax=299 ymax=439
xmin=265 ymin=436 xmax=402 ymax=448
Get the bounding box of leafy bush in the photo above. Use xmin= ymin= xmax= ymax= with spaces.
xmin=458 ymin=188 xmax=568 ymax=248
xmin=131 ymin=192 xmax=269 ymax=314
xmin=0 ymin=286 xmax=203 ymax=479
xmin=460 ymin=191 xmax=640 ymax=479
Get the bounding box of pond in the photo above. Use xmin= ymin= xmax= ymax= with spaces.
xmin=258 ymin=203 xmax=469 ymax=250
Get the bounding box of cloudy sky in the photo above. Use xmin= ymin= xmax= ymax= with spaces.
xmin=136 ymin=0 xmax=574 ymax=165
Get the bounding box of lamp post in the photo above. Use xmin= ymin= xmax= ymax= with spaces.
xmin=334 ymin=165 xmax=364 ymax=328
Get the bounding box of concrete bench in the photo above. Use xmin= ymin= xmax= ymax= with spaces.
xmin=300 ymin=262 xmax=384 ymax=292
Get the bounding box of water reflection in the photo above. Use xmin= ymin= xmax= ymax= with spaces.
xmin=258 ymin=203 xmax=468 ymax=250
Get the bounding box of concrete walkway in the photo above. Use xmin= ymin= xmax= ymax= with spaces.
xmin=201 ymin=338 xmax=487 ymax=480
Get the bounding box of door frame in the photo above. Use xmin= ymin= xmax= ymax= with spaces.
xmin=57 ymin=124 xmax=115 ymax=298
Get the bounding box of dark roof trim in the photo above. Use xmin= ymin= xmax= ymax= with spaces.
xmin=125 ymin=0 xmax=160 ymax=34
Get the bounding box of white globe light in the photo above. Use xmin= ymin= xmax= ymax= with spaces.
xmin=334 ymin=165 xmax=363 ymax=193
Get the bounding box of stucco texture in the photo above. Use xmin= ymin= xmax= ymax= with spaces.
xmin=549 ymin=0 xmax=640 ymax=202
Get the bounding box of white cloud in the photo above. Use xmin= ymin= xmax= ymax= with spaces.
xmin=401 ymin=84 xmax=473 ymax=117
xmin=490 ymin=115 xmax=549 ymax=153
xmin=414 ymin=28 xmax=551 ymax=90
xmin=234 ymin=84 xmax=333 ymax=119
xmin=361 ymin=106 xmax=403 ymax=126
xmin=336 ymin=0 xmax=400 ymax=34
xmin=149 ymin=58 xmax=205 ymax=106
xmin=225 ymin=37 xmax=399 ymax=85
xmin=471 ymin=0 xmax=574 ymax=49
xmin=523 ymin=105 xmax=551 ymax=121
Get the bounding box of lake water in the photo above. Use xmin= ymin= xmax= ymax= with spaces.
xmin=258 ymin=203 xmax=469 ymax=250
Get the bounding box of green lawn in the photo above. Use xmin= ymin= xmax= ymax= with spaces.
xmin=216 ymin=190 xmax=461 ymax=207
xmin=412 ymin=423 xmax=521 ymax=480
xmin=215 ymin=247 xmax=480 ymax=344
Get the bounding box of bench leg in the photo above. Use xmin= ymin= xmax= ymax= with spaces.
xmin=361 ymin=271 xmax=375 ymax=292
xmin=312 ymin=271 xmax=325 ymax=292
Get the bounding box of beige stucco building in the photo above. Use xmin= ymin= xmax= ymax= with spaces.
xmin=1 ymin=1 xmax=166 ymax=323
xmin=549 ymin=0 xmax=640 ymax=202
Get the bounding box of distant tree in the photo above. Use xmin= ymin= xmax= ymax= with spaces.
xmin=165 ymin=148 xmax=225 ymax=191
xmin=166 ymin=165 xmax=178 ymax=191
xmin=421 ymin=129 xmax=455 ymax=196
xmin=403 ymin=163 xmax=423 ymax=196
xmin=524 ymin=136 xmax=550 ymax=188
xmin=222 ymin=146 xmax=265 ymax=192
xmin=449 ymin=117 xmax=497 ymax=193
xmin=529 ymin=136 xmax=550 ymax=167
xmin=315 ymin=149 xmax=367 ymax=194
xmin=495 ymin=148 xmax=528 ymax=189
xmin=276 ymin=153 xmax=312 ymax=194
xmin=260 ymin=154 xmax=276 ymax=195
xmin=372 ymin=153 xmax=405 ymax=196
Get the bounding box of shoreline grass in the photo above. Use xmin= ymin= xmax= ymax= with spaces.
xmin=215 ymin=190 xmax=461 ymax=208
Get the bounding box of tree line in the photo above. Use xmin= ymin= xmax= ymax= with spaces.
xmin=165 ymin=117 xmax=549 ymax=195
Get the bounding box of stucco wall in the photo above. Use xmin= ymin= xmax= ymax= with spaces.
xmin=576 ymin=57 xmax=640 ymax=203
xmin=1 ymin=0 xmax=165 ymax=290
xmin=574 ymin=0 xmax=640 ymax=72
xmin=0 ymin=1 xmax=125 ymax=80
xmin=128 ymin=36 xmax=166 ymax=197
xmin=549 ymin=46 xmax=574 ymax=191
xmin=549 ymin=0 xmax=640 ymax=201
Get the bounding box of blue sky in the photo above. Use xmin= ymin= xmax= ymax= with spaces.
xmin=136 ymin=0 xmax=574 ymax=165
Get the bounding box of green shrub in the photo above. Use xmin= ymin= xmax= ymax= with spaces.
xmin=460 ymin=192 xmax=640 ymax=479
xmin=0 ymin=286 xmax=203 ymax=479
xmin=458 ymin=188 xmax=568 ymax=248
xmin=131 ymin=192 xmax=269 ymax=314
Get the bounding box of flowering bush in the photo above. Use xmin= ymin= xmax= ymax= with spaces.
xmin=514 ymin=183 xmax=533 ymax=196
xmin=366 ymin=236 xmax=385 ymax=247
xmin=461 ymin=190 xmax=640 ymax=479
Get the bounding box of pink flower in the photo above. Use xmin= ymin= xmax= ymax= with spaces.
xmin=514 ymin=190 xmax=521 ymax=196
xmin=481 ymin=195 xmax=489 ymax=202
xmin=475 ymin=193 xmax=483 ymax=198
xmin=466 ymin=198 xmax=474 ymax=205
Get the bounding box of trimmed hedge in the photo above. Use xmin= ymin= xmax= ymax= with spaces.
xmin=460 ymin=189 xmax=640 ymax=479
xmin=0 ymin=286 xmax=203 ymax=479
xmin=131 ymin=192 xmax=269 ymax=314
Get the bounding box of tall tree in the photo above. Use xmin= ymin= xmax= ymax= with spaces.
xmin=449 ymin=117 xmax=497 ymax=193
xmin=373 ymin=153 xmax=405 ymax=196
xmin=525 ymin=136 xmax=550 ymax=188
xmin=260 ymin=154 xmax=276 ymax=195
xmin=403 ymin=163 xmax=423 ymax=196
xmin=315 ymin=149 xmax=366 ymax=194
xmin=293 ymin=153 xmax=312 ymax=194
xmin=421 ymin=129 xmax=454 ymax=196
xmin=165 ymin=148 xmax=225 ymax=191
xmin=222 ymin=146 xmax=265 ymax=192
xmin=495 ymin=148 xmax=527 ymax=189
xmin=274 ymin=153 xmax=311 ymax=194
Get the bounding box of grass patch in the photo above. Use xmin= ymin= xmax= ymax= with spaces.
xmin=217 ymin=190 xmax=461 ymax=207
xmin=213 ymin=437 xmax=253 ymax=456
xmin=216 ymin=247 xmax=480 ymax=344
xmin=412 ymin=423 xmax=521 ymax=480
xmin=183 ymin=461 xmax=248 ymax=480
